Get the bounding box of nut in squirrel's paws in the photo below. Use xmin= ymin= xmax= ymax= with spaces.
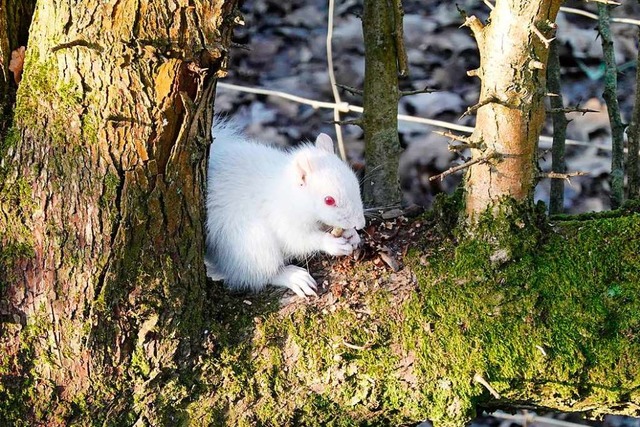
xmin=341 ymin=227 xmax=361 ymax=248
xmin=271 ymin=265 xmax=318 ymax=298
xmin=323 ymin=232 xmax=355 ymax=256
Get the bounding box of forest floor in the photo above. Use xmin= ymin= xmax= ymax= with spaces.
xmin=201 ymin=201 xmax=640 ymax=426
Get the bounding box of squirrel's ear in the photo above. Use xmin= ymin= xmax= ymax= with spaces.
xmin=293 ymin=151 xmax=314 ymax=186
xmin=315 ymin=133 xmax=334 ymax=154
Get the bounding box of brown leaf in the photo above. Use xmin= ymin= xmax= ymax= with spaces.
xmin=8 ymin=46 xmax=26 ymax=85
xmin=378 ymin=251 xmax=400 ymax=272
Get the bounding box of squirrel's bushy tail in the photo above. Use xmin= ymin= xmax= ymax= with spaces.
xmin=212 ymin=115 xmax=245 ymax=145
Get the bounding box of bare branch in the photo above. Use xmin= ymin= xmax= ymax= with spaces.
xmin=467 ymin=68 xmax=480 ymax=78
xmin=461 ymin=95 xmax=500 ymax=119
xmin=331 ymin=118 xmax=363 ymax=127
xmin=460 ymin=15 xmax=485 ymax=39
xmin=429 ymin=151 xmax=499 ymax=182
xmin=400 ymin=87 xmax=437 ymax=97
xmin=532 ymin=23 xmax=556 ymax=48
xmin=433 ymin=130 xmax=473 ymax=144
xmin=392 ymin=0 xmax=409 ymax=78
xmin=547 ymin=107 xmax=599 ymax=115
xmin=342 ymin=341 xmax=371 ymax=351
xmin=483 ymin=0 xmax=494 ymax=10
xmin=433 ymin=130 xmax=484 ymax=150
xmin=538 ymin=171 xmax=588 ymax=180
xmin=473 ymin=373 xmax=501 ymax=400
xmin=335 ymin=83 xmax=363 ymax=96
xmin=585 ymin=0 xmax=621 ymax=5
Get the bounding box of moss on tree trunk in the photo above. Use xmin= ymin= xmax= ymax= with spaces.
xmin=0 ymin=1 xmax=240 ymax=424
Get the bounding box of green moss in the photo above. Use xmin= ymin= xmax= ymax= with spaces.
xmin=191 ymin=210 xmax=640 ymax=427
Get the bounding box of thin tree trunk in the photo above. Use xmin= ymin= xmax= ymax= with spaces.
xmin=362 ymin=0 xmax=403 ymax=209
xmin=462 ymin=0 xmax=562 ymax=218
xmin=547 ymin=40 xmax=568 ymax=214
xmin=0 ymin=1 xmax=239 ymax=423
xmin=627 ymin=31 xmax=640 ymax=199
xmin=598 ymin=4 xmax=626 ymax=209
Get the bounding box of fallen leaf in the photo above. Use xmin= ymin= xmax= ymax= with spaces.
xmin=9 ymin=46 xmax=26 ymax=85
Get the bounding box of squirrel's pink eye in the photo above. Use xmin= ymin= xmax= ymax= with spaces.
xmin=324 ymin=196 xmax=336 ymax=206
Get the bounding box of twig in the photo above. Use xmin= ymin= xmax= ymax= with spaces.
xmin=433 ymin=130 xmax=483 ymax=150
xmin=429 ymin=151 xmax=499 ymax=182
xmin=560 ymin=6 xmax=640 ymax=27
xmin=331 ymin=118 xmax=363 ymax=127
xmin=547 ymin=107 xmax=599 ymax=115
xmin=392 ymin=0 xmax=409 ymax=77
xmin=342 ymin=341 xmax=370 ymax=351
xmin=586 ymin=0 xmax=621 ymax=5
xmin=326 ymin=0 xmax=347 ymax=160
xmin=460 ymin=15 xmax=485 ymax=39
xmin=461 ymin=95 xmax=499 ymax=119
xmin=433 ymin=130 xmax=473 ymax=144
xmin=400 ymin=87 xmax=437 ymax=97
xmin=483 ymin=0 xmax=494 ymax=10
xmin=335 ymin=83 xmax=363 ymax=96
xmin=598 ymin=3 xmax=626 ymax=209
xmin=473 ymin=373 xmax=501 ymax=399
xmin=538 ymin=171 xmax=588 ymax=180
xmin=532 ymin=24 xmax=556 ymax=48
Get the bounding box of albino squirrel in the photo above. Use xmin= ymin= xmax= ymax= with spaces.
xmin=205 ymin=119 xmax=366 ymax=297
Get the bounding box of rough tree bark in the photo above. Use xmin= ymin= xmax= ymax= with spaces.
xmin=0 ymin=1 xmax=240 ymax=424
xmin=462 ymin=0 xmax=562 ymax=218
xmin=362 ymin=0 xmax=403 ymax=209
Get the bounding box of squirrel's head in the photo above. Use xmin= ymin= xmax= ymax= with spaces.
xmin=291 ymin=133 xmax=365 ymax=230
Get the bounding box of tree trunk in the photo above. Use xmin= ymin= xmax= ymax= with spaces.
xmin=0 ymin=1 xmax=239 ymax=424
xmin=547 ymin=40 xmax=567 ymax=215
xmin=462 ymin=0 xmax=562 ymax=218
xmin=362 ymin=0 xmax=403 ymax=209
xmin=598 ymin=4 xmax=626 ymax=209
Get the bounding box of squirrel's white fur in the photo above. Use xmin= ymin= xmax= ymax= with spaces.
xmin=205 ymin=119 xmax=366 ymax=297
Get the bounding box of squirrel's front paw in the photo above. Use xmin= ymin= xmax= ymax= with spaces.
xmin=322 ymin=233 xmax=355 ymax=256
xmin=341 ymin=227 xmax=361 ymax=249
xmin=271 ymin=265 xmax=318 ymax=298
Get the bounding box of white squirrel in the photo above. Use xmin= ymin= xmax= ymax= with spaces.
xmin=205 ymin=119 xmax=366 ymax=298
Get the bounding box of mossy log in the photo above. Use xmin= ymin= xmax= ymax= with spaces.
xmin=0 ymin=1 xmax=240 ymax=424
xmin=188 ymin=211 xmax=640 ymax=427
